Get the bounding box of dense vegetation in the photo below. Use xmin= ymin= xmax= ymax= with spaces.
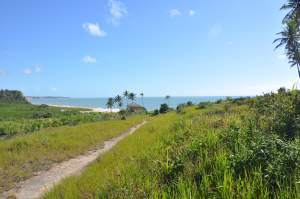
xmin=44 ymin=89 xmax=300 ymax=199
xmin=0 ymin=90 xmax=29 ymax=104
xmin=0 ymin=91 xmax=130 ymax=138
xmin=0 ymin=110 xmax=123 ymax=138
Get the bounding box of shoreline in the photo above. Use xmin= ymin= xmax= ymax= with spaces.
xmin=46 ymin=104 xmax=120 ymax=113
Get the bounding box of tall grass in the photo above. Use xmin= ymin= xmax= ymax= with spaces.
xmin=0 ymin=115 xmax=145 ymax=192
xmin=44 ymin=99 xmax=300 ymax=198
xmin=43 ymin=113 xmax=178 ymax=198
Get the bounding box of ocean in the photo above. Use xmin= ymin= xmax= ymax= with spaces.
xmin=28 ymin=96 xmax=229 ymax=110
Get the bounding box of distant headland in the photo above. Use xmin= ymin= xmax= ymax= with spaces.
xmin=26 ymin=96 xmax=71 ymax=99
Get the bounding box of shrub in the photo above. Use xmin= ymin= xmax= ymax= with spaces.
xmin=223 ymin=118 xmax=300 ymax=191
xmin=0 ymin=90 xmax=29 ymax=103
xmin=253 ymin=90 xmax=300 ymax=139
xmin=159 ymin=103 xmax=169 ymax=114
xmin=151 ymin=109 xmax=159 ymax=116
xmin=33 ymin=112 xmax=53 ymax=119
xmin=186 ymin=101 xmax=193 ymax=106
xmin=216 ymin=99 xmax=223 ymax=104
xmin=197 ymin=102 xmax=208 ymax=109
xmin=176 ymin=104 xmax=185 ymax=114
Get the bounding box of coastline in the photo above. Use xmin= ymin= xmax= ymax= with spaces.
xmin=47 ymin=104 xmax=120 ymax=113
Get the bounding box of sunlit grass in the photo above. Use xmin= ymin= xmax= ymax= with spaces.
xmin=0 ymin=115 xmax=145 ymax=192
xmin=43 ymin=101 xmax=300 ymax=198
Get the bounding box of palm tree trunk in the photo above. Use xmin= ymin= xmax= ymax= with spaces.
xmin=297 ymin=65 xmax=300 ymax=78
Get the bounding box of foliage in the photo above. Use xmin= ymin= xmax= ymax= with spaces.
xmin=274 ymin=1 xmax=300 ymax=78
xmin=159 ymin=103 xmax=169 ymax=113
xmin=0 ymin=90 xmax=28 ymax=104
xmin=0 ymin=112 xmax=121 ymax=138
xmin=186 ymin=101 xmax=193 ymax=106
xmin=252 ymin=89 xmax=300 ymax=139
xmin=44 ymin=90 xmax=300 ymax=198
xmin=0 ymin=102 xmax=87 ymax=121
xmin=176 ymin=104 xmax=185 ymax=114
xmin=106 ymin=97 xmax=114 ymax=110
xmin=152 ymin=109 xmax=160 ymax=116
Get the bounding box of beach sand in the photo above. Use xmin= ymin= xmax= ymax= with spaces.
xmin=48 ymin=104 xmax=120 ymax=113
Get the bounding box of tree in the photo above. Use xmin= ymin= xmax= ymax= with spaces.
xmin=281 ymin=0 xmax=300 ymax=24
xmin=129 ymin=92 xmax=136 ymax=103
xmin=275 ymin=1 xmax=300 ymax=78
xmin=165 ymin=95 xmax=171 ymax=106
xmin=123 ymin=90 xmax=129 ymax=108
xmin=140 ymin=92 xmax=144 ymax=106
xmin=106 ymin=97 xmax=114 ymax=112
xmin=0 ymin=90 xmax=29 ymax=103
xmin=114 ymin=95 xmax=123 ymax=109
xmin=160 ymin=103 xmax=169 ymax=113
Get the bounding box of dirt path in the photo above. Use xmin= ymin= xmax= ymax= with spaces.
xmin=1 ymin=121 xmax=147 ymax=199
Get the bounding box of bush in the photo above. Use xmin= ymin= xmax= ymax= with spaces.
xmin=159 ymin=104 xmax=169 ymax=114
xmin=176 ymin=104 xmax=185 ymax=114
xmin=0 ymin=90 xmax=29 ymax=103
xmin=152 ymin=109 xmax=160 ymax=116
xmin=197 ymin=102 xmax=209 ymax=109
xmin=33 ymin=112 xmax=53 ymax=119
xmin=253 ymin=90 xmax=300 ymax=139
xmin=186 ymin=101 xmax=193 ymax=106
xmin=223 ymin=120 xmax=300 ymax=191
xmin=216 ymin=99 xmax=223 ymax=104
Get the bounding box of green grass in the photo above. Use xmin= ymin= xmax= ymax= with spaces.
xmin=43 ymin=112 xmax=178 ymax=198
xmin=0 ymin=103 xmax=88 ymax=120
xmin=0 ymin=115 xmax=145 ymax=192
xmin=43 ymin=101 xmax=300 ymax=198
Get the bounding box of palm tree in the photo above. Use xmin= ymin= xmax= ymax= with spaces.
xmin=114 ymin=95 xmax=123 ymax=109
xmin=106 ymin=97 xmax=114 ymax=112
xmin=123 ymin=90 xmax=129 ymax=108
xmin=165 ymin=95 xmax=170 ymax=106
xmin=128 ymin=92 xmax=136 ymax=103
xmin=281 ymin=0 xmax=300 ymax=24
xmin=140 ymin=92 xmax=144 ymax=106
xmin=274 ymin=19 xmax=300 ymax=78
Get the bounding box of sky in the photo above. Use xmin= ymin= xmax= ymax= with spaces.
xmin=0 ymin=0 xmax=299 ymax=97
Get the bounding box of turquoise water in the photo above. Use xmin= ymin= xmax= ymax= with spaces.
xmin=29 ymin=96 xmax=229 ymax=110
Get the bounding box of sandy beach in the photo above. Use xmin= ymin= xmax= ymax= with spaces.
xmin=48 ymin=104 xmax=120 ymax=113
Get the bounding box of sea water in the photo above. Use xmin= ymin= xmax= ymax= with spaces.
xmin=29 ymin=96 xmax=230 ymax=110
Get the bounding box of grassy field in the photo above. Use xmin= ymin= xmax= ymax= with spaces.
xmin=43 ymin=111 xmax=178 ymax=199
xmin=0 ymin=102 xmax=126 ymax=138
xmin=0 ymin=103 xmax=88 ymax=120
xmin=0 ymin=115 xmax=146 ymax=192
xmin=43 ymin=93 xmax=300 ymax=199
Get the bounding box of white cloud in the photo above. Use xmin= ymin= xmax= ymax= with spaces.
xmin=108 ymin=0 xmax=128 ymax=25
xmin=0 ymin=69 xmax=6 ymax=76
xmin=189 ymin=10 xmax=196 ymax=16
xmin=82 ymin=23 xmax=107 ymax=37
xmin=169 ymin=9 xmax=181 ymax=17
xmin=209 ymin=24 xmax=222 ymax=37
xmin=35 ymin=64 xmax=42 ymax=72
xmin=23 ymin=65 xmax=42 ymax=75
xmin=82 ymin=56 xmax=97 ymax=63
xmin=23 ymin=68 xmax=33 ymax=75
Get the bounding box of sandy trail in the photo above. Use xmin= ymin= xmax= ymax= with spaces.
xmin=1 ymin=121 xmax=147 ymax=199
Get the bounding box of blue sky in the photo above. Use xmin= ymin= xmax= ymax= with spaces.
xmin=0 ymin=0 xmax=298 ymax=97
